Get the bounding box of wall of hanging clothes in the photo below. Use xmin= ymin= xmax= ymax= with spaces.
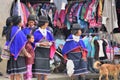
xmin=10 ymin=0 xmax=119 ymax=32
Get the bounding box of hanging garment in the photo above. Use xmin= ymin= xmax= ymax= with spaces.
xmin=80 ymin=0 xmax=92 ymax=20
xmin=94 ymin=39 xmax=108 ymax=60
xmin=82 ymin=36 xmax=92 ymax=57
xmin=102 ymin=0 xmax=118 ymax=33
xmin=84 ymin=0 xmax=95 ymax=21
xmin=65 ymin=2 xmax=78 ymax=29
xmin=53 ymin=0 xmax=68 ymax=13
xmin=48 ymin=9 xmax=53 ymax=22
xmin=88 ymin=0 xmax=101 ymax=28
xmin=103 ymin=39 xmax=112 ymax=60
xmin=90 ymin=36 xmax=99 ymax=58
xmin=97 ymin=0 xmax=103 ymax=17
xmin=68 ymin=3 xmax=79 ymax=23
xmin=11 ymin=0 xmax=30 ymax=26
xmin=98 ymin=40 xmax=105 ymax=57
xmin=76 ymin=3 xmax=88 ymax=29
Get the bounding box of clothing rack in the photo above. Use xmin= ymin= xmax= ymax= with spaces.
xmin=20 ymin=0 xmax=50 ymax=4
xmin=81 ymin=32 xmax=109 ymax=36
xmin=82 ymin=32 xmax=114 ymax=62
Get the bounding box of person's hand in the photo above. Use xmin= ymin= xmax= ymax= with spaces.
xmin=82 ymin=57 xmax=87 ymax=61
xmin=26 ymin=53 xmax=31 ymax=58
xmin=40 ymin=42 xmax=51 ymax=46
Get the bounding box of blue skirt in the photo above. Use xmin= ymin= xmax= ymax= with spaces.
xmin=67 ymin=52 xmax=89 ymax=75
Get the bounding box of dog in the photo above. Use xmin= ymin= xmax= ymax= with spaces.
xmin=116 ymin=64 xmax=120 ymax=76
xmin=93 ymin=61 xmax=119 ymax=80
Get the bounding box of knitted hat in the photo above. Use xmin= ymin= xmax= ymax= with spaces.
xmin=12 ymin=15 xmax=21 ymax=26
xmin=39 ymin=16 xmax=49 ymax=23
xmin=28 ymin=15 xmax=36 ymax=21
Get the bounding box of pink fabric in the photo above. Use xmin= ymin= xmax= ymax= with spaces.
xmin=89 ymin=18 xmax=101 ymax=28
xmin=50 ymin=44 xmax=56 ymax=59
xmin=21 ymin=3 xmax=30 ymax=27
xmin=24 ymin=65 xmax=32 ymax=80
xmin=59 ymin=10 xmax=66 ymax=24
xmin=53 ymin=10 xmax=59 ymax=26
xmin=106 ymin=47 xmax=114 ymax=60
xmin=84 ymin=0 xmax=95 ymax=21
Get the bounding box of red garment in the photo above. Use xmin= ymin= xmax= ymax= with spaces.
xmin=71 ymin=47 xmax=82 ymax=52
xmin=71 ymin=47 xmax=88 ymax=59
xmin=25 ymin=41 xmax=35 ymax=65
xmin=82 ymin=49 xmax=87 ymax=59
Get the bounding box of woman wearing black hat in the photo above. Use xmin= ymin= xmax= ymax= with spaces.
xmin=32 ymin=16 xmax=55 ymax=80
xmin=62 ymin=23 xmax=89 ymax=80
xmin=5 ymin=15 xmax=31 ymax=80
xmin=22 ymin=14 xmax=37 ymax=36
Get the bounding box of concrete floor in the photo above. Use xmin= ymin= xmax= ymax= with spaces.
xmin=0 ymin=73 xmax=70 ymax=80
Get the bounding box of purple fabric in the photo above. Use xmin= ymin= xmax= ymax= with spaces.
xmin=62 ymin=34 xmax=86 ymax=55
xmin=33 ymin=29 xmax=54 ymax=43
xmin=68 ymin=3 xmax=78 ymax=23
xmin=33 ymin=29 xmax=55 ymax=59
xmin=22 ymin=27 xmax=32 ymax=36
xmin=8 ymin=26 xmax=27 ymax=60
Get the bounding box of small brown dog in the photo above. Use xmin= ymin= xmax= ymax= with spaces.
xmin=93 ymin=61 xmax=119 ymax=80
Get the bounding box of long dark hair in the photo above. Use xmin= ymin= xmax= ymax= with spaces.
xmin=2 ymin=17 xmax=13 ymax=41
xmin=6 ymin=15 xmax=21 ymax=41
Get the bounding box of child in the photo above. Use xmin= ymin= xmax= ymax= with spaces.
xmin=24 ymin=34 xmax=35 ymax=80
xmin=62 ymin=23 xmax=89 ymax=80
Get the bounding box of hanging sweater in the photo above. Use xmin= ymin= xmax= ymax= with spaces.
xmin=102 ymin=0 xmax=118 ymax=33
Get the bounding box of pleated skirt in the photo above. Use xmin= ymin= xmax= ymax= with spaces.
xmin=67 ymin=52 xmax=89 ymax=75
xmin=7 ymin=56 xmax=27 ymax=75
xmin=32 ymin=47 xmax=50 ymax=75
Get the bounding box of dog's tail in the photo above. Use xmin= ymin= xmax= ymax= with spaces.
xmin=93 ymin=61 xmax=102 ymax=70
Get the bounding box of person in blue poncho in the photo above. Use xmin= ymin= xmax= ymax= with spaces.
xmin=22 ymin=14 xmax=37 ymax=36
xmin=1 ymin=16 xmax=13 ymax=77
xmin=6 ymin=16 xmax=31 ymax=80
xmin=32 ymin=16 xmax=55 ymax=80
xmin=62 ymin=23 xmax=89 ymax=80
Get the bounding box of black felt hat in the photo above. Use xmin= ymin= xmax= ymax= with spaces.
xmin=39 ymin=16 xmax=49 ymax=23
xmin=71 ymin=23 xmax=82 ymax=35
xmin=71 ymin=23 xmax=81 ymax=30
xmin=28 ymin=15 xmax=36 ymax=21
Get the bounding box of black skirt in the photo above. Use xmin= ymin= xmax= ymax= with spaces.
xmin=7 ymin=56 xmax=27 ymax=75
xmin=32 ymin=47 xmax=50 ymax=75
